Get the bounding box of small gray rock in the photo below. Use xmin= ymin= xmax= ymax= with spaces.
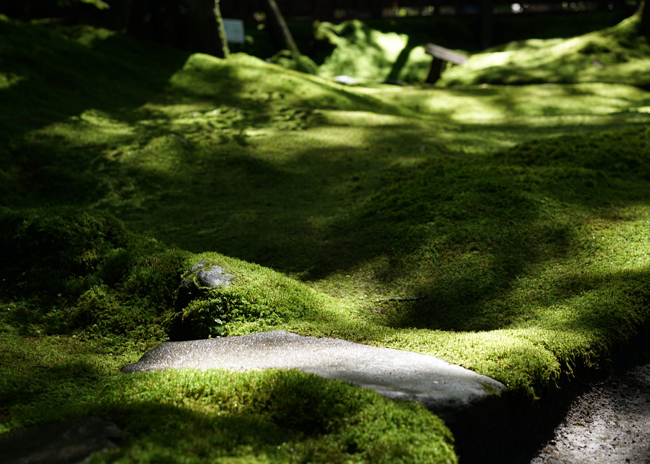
xmin=182 ymin=262 xmax=233 ymax=289
xmin=172 ymin=262 xmax=236 ymax=340
xmin=0 ymin=416 xmax=120 ymax=464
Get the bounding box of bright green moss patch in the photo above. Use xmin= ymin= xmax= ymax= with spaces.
xmin=439 ymin=14 xmax=650 ymax=87
xmin=86 ymin=369 xmax=456 ymax=464
xmin=169 ymin=251 xmax=349 ymax=339
xmin=365 ymin=83 xmax=650 ymax=124
xmin=168 ymin=53 xmax=408 ymax=117
xmin=272 ymin=125 xmax=650 ymax=395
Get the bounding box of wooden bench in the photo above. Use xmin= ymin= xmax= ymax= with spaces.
xmin=425 ymin=43 xmax=468 ymax=84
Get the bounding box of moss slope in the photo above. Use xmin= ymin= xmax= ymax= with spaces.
xmin=439 ymin=13 xmax=650 ymax=87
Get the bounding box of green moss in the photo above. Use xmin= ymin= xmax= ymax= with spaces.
xmin=0 ymin=207 xmax=131 ymax=299
xmin=168 ymin=52 xmax=408 ymax=117
xmin=169 ymin=252 xmax=345 ymax=340
xmin=438 ymin=14 xmax=650 ymax=87
xmin=89 ymin=369 xmax=456 ymax=464
xmin=0 ymin=328 xmax=135 ymax=432
xmin=0 ymin=207 xmax=350 ymax=343
xmin=277 ymin=126 xmax=650 ymax=396
xmin=3 ymin=15 xmax=650 ymax=462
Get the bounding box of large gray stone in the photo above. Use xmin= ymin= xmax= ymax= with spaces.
xmin=0 ymin=416 xmax=120 ymax=464
xmin=123 ymin=331 xmax=506 ymax=424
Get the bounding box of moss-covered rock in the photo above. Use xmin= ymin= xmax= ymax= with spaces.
xmin=0 ymin=207 xmax=339 ymax=341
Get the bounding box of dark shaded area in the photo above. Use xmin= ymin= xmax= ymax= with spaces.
xmin=0 ymin=416 xmax=121 ymax=464
xmin=0 ymin=0 xmax=131 ymax=29
xmin=0 ymin=207 xmax=129 ymax=298
xmin=453 ymin=320 xmax=650 ymax=463
xmin=127 ymin=0 xmax=226 ymax=57
xmin=0 ymin=18 xmax=191 ymax=145
xmin=0 ymin=207 xmax=190 ymax=339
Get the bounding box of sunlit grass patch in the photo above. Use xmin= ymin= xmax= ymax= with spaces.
xmin=366 ymin=83 xmax=650 ymax=123
xmin=168 ymin=53 xmax=409 ymax=118
xmin=271 ymin=125 xmax=650 ymax=395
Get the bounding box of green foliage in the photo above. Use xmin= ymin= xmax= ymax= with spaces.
xmin=0 ymin=206 xmax=341 ymax=343
xmin=0 ymin=329 xmax=456 ymax=463
xmin=309 ymin=125 xmax=650 ymax=395
xmin=169 ymin=52 xmax=406 ymax=116
xmin=85 ymin=369 xmax=456 ymax=464
xmin=0 ymin=329 xmax=130 ymax=433
xmin=270 ymin=50 xmax=320 ymax=75
xmin=0 ymin=207 xmax=185 ymax=339
xmin=313 ymin=20 xmax=432 ymax=83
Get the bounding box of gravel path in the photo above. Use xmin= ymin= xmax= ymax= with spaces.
xmin=531 ymin=363 xmax=650 ymax=464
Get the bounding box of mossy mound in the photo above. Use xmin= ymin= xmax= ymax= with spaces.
xmin=169 ymin=52 xmax=406 ymax=116
xmin=438 ymin=14 xmax=650 ymax=87
xmin=322 ymin=125 xmax=650 ymax=394
xmin=0 ymin=208 xmax=338 ymax=341
xmin=168 ymin=251 xmax=340 ymax=340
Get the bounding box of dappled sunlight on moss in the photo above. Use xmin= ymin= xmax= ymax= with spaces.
xmin=0 ymin=73 xmax=23 ymax=90
xmin=370 ymin=83 xmax=650 ymax=123
xmin=3 ymin=17 xmax=650 ymax=420
xmin=439 ymin=14 xmax=650 ymax=87
xmin=83 ymin=369 xmax=457 ymax=464
xmin=168 ymin=53 xmax=408 ymax=118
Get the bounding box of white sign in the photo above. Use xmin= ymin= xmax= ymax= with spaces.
xmin=223 ymin=19 xmax=245 ymax=44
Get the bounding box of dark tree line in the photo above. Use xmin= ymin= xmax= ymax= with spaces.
xmin=128 ymin=0 xmax=227 ymax=57
xmin=127 ymin=0 xmax=301 ymax=59
xmin=1 ymin=0 xmax=649 ymax=58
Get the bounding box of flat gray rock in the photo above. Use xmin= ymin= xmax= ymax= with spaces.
xmin=123 ymin=331 xmax=506 ymax=424
xmin=0 ymin=416 xmax=120 ymax=464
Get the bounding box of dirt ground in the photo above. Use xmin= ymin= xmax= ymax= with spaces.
xmin=531 ymin=362 xmax=650 ymax=464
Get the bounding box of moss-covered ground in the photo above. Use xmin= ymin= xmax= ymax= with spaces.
xmin=2 ymin=12 xmax=650 ymax=463
xmin=439 ymin=10 xmax=650 ymax=87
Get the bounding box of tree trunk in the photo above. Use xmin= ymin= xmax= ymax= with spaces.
xmin=127 ymin=0 xmax=226 ymax=58
xmin=261 ymin=0 xmax=300 ymax=57
xmin=260 ymin=0 xmax=316 ymax=73
xmin=638 ymin=0 xmax=650 ymax=37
